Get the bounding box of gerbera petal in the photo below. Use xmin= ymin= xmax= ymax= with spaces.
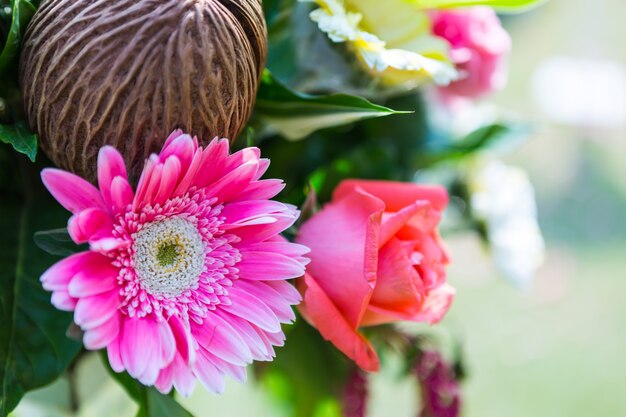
xmin=264 ymin=280 xmax=303 ymax=305
xmin=154 ymin=156 xmax=182 ymax=204
xmin=68 ymin=263 xmax=118 ymax=297
xmin=229 ymin=213 xmax=298 ymax=244
xmin=68 ymin=207 xmax=114 ymax=244
xmin=222 ymin=287 xmax=281 ymax=332
xmin=192 ymin=314 xmax=252 ymax=366
xmin=98 ymin=146 xmax=128 ymax=210
xmin=83 ymin=312 xmax=121 ymax=349
xmin=220 ymin=200 xmax=290 ymax=225
xmin=41 ymin=251 xmax=105 ymax=291
xmin=74 ymin=289 xmax=119 ymax=329
xmin=194 ymin=349 xmax=226 ymax=394
xmin=236 ymin=280 xmax=296 ymax=323
xmin=205 ymin=160 xmax=259 ymax=203
xmin=232 ymin=179 xmax=285 ymax=202
xmin=107 ymin=336 xmax=124 ymax=372
xmin=171 ymin=355 xmax=197 ymax=397
xmin=218 ymin=313 xmax=272 ymax=361
xmin=168 ymin=315 xmax=193 ymax=365
xmin=109 ymin=176 xmax=134 ymax=213
xmin=159 ymin=133 xmax=196 ymax=170
xmin=237 ymin=252 xmax=305 ymax=281
xmin=120 ymin=317 xmax=160 ymax=379
xmin=51 ymin=291 xmax=77 ymax=311
xmin=191 ymin=138 xmax=229 ymax=189
xmin=41 ymin=169 xmax=105 ymax=213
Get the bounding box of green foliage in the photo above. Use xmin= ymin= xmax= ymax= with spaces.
xmin=0 ymin=0 xmax=35 ymax=77
xmin=255 ymin=71 xmax=408 ymax=140
xmin=100 ymin=352 xmax=194 ymax=417
xmin=409 ymin=0 xmax=545 ymax=12
xmin=0 ymin=122 xmax=37 ymax=161
xmin=34 ymin=228 xmax=85 ymax=257
xmin=257 ymin=321 xmax=349 ymax=417
xmin=0 ymin=0 xmax=39 ymax=159
xmin=0 ymin=157 xmax=81 ymax=417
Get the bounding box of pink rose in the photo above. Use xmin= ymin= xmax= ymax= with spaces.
xmin=431 ymin=7 xmax=511 ymax=100
xmin=296 ymin=180 xmax=454 ymax=372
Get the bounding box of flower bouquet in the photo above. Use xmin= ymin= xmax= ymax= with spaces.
xmin=0 ymin=0 xmax=545 ymax=416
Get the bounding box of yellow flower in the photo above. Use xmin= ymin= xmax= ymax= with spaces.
xmin=302 ymin=0 xmax=458 ymax=87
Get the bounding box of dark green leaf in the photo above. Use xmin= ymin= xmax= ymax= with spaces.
xmin=0 ymin=159 xmax=81 ymax=416
xmin=0 ymin=0 xmax=35 ymax=76
xmin=255 ymin=70 xmax=409 ymax=140
xmin=423 ymin=122 xmax=532 ymax=166
xmin=34 ymin=228 xmax=85 ymax=257
xmin=257 ymin=321 xmax=350 ymax=417
xmin=0 ymin=122 xmax=37 ymax=161
xmin=100 ymin=352 xmax=193 ymax=417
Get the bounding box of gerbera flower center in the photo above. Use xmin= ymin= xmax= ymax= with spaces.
xmin=133 ymin=216 xmax=205 ymax=297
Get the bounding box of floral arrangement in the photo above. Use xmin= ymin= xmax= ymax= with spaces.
xmin=0 ymin=0 xmax=545 ymax=416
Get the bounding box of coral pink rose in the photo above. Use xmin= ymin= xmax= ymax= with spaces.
xmin=296 ymin=180 xmax=454 ymax=372
xmin=431 ymin=7 xmax=511 ymax=100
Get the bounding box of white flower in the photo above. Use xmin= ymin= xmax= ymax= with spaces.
xmin=470 ymin=161 xmax=545 ymax=288
xmin=301 ymin=0 xmax=458 ymax=86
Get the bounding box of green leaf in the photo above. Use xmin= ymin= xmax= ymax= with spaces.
xmin=0 ymin=159 xmax=82 ymax=416
xmin=0 ymin=122 xmax=37 ymax=161
xmin=100 ymin=353 xmax=193 ymax=417
xmin=0 ymin=0 xmax=35 ymax=75
xmin=424 ymin=122 xmax=532 ymax=166
xmin=34 ymin=228 xmax=85 ymax=257
xmin=255 ymin=70 xmax=409 ymax=141
xmin=409 ymin=0 xmax=545 ymax=12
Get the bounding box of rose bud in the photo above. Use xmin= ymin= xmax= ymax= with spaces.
xmin=431 ymin=7 xmax=511 ymax=101
xmin=296 ymin=180 xmax=455 ymax=372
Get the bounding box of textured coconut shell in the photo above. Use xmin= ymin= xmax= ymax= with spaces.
xmin=20 ymin=0 xmax=266 ymax=182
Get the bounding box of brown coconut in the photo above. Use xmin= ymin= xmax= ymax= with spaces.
xmin=20 ymin=0 xmax=266 ymax=181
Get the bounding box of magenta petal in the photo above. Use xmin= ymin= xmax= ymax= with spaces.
xmin=154 ymin=156 xmax=182 ymax=205
xmin=222 ymin=287 xmax=281 ymax=332
xmin=220 ymin=200 xmax=290 ymax=225
xmin=194 ymin=348 xmax=226 ymax=394
xmin=109 ymin=176 xmax=134 ymax=213
xmin=229 ymin=213 xmax=298 ymax=244
xmin=168 ymin=315 xmax=193 ymax=365
xmin=74 ymin=289 xmax=119 ymax=329
xmin=41 ymin=251 xmax=105 ymax=291
xmin=219 ymin=314 xmax=272 ymax=361
xmin=120 ymin=317 xmax=157 ymax=378
xmin=107 ymin=337 xmax=125 ymax=372
xmin=264 ymin=280 xmax=303 ymax=305
xmin=155 ymin=362 xmax=174 ymax=394
xmin=51 ymin=291 xmax=77 ymax=311
xmin=232 ymin=179 xmax=285 ymax=202
xmin=67 ymin=261 xmax=118 ymax=297
xmin=171 ymin=355 xmax=196 ymax=396
xmin=83 ymin=312 xmax=120 ymax=349
xmin=191 ymin=139 xmax=229 ymax=189
xmin=41 ymin=169 xmax=106 ymax=214
xmin=172 ymin=148 xmax=203 ymax=197
xmin=236 ymin=280 xmax=296 ymax=323
xmin=237 ymin=251 xmax=305 ymax=281
xmin=98 ymin=146 xmax=128 ymax=210
xmin=67 ymin=207 xmax=113 ymax=244
xmin=192 ymin=314 xmax=252 ymax=366
xmin=159 ymin=133 xmax=196 ymax=170
xmin=205 ymin=160 xmax=259 ymax=203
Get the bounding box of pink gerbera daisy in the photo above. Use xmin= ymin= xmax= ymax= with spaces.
xmin=40 ymin=131 xmax=308 ymax=395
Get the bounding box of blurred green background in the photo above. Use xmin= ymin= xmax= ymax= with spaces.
xmin=13 ymin=0 xmax=626 ymax=416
